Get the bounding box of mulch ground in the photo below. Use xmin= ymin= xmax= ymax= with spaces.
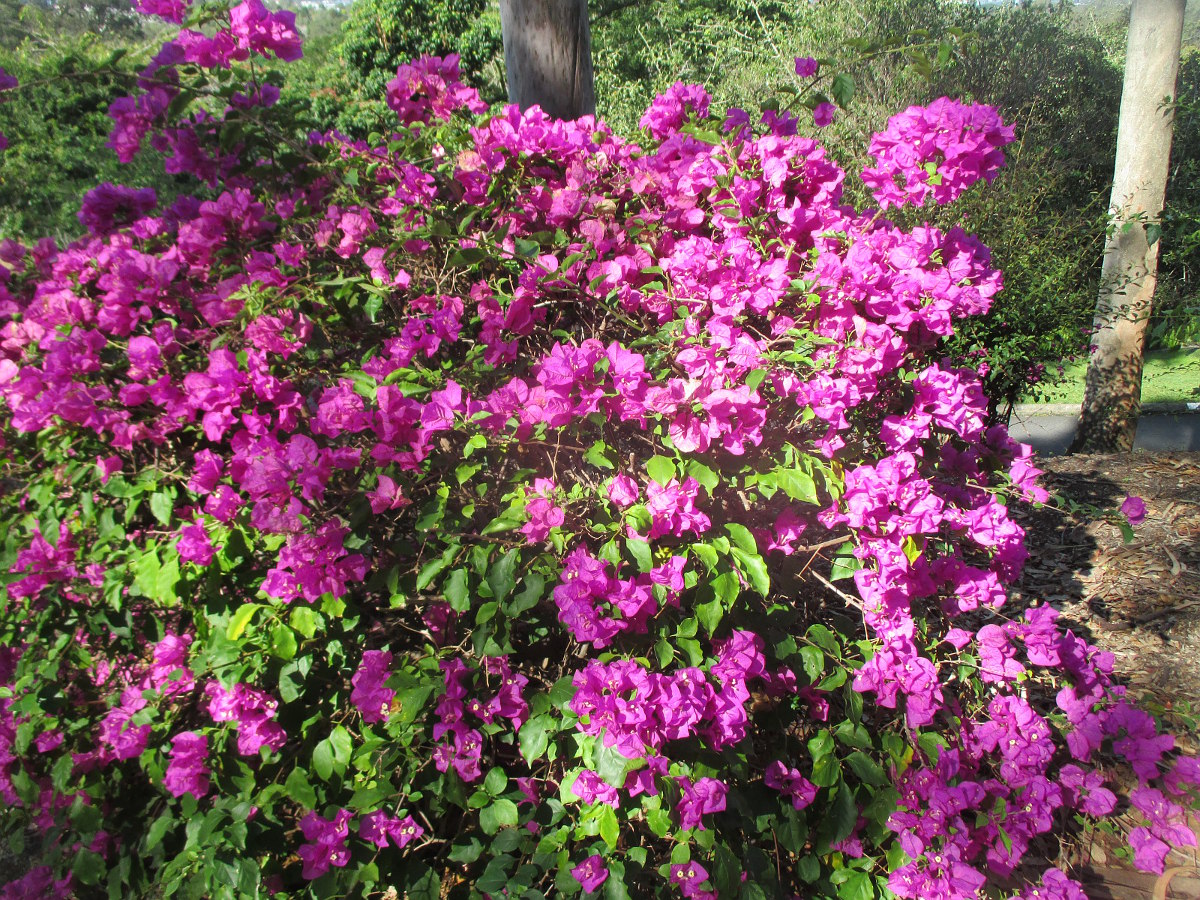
xmin=1010 ymin=450 xmax=1200 ymax=898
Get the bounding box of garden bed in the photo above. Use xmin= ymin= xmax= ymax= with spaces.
xmin=1011 ymin=451 xmax=1200 ymax=897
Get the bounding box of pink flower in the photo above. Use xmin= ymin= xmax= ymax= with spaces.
xmin=794 ymin=56 xmax=819 ymax=78
xmin=607 ymin=474 xmax=639 ymax=507
xmin=176 ymin=521 xmax=216 ymax=567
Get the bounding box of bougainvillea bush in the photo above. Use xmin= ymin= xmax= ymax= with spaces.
xmin=1 ymin=3 xmax=1197 ymax=898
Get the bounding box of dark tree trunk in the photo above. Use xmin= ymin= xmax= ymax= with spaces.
xmin=499 ymin=0 xmax=595 ymax=120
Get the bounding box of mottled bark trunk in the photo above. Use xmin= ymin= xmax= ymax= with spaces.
xmin=498 ymin=0 xmax=595 ymax=121
xmin=1072 ymin=0 xmax=1185 ymax=452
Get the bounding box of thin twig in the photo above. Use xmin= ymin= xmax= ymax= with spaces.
xmin=808 ymin=569 xmax=862 ymax=611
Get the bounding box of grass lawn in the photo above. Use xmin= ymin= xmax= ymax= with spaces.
xmin=1023 ymin=348 xmax=1200 ymax=405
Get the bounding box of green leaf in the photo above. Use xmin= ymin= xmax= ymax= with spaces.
xmin=730 ymin=548 xmax=770 ymax=597
xmin=416 ymin=545 xmax=457 ymax=592
xmin=585 ymin=441 xmax=616 ymax=469
xmin=711 ymin=570 xmax=740 ymax=606
xmin=917 ymin=732 xmax=944 ymax=763
xmin=685 ymin=461 xmax=720 ymax=493
xmin=290 ymin=607 xmax=319 ymax=640
xmin=72 ymin=849 xmax=106 ymax=886
xmin=776 ymin=467 xmax=819 ymax=504
xmin=149 ymin=490 xmax=175 ymax=526
xmin=482 ymin=508 xmax=523 ymax=535
xmin=724 ymin=523 xmax=758 ymax=555
xmin=836 ymin=869 xmax=874 ymax=900
xmin=448 ymin=838 xmax=484 ymax=864
xmin=312 ymin=740 xmax=335 ymax=782
xmin=270 ymin=624 xmax=297 ymax=660
xmin=145 ymin=814 xmax=173 ymax=852
xmin=548 ymin=677 xmax=576 ymax=710
xmin=831 ymin=72 xmax=856 ymax=107
xmin=828 ymin=781 xmax=858 ymax=844
xmin=484 ymin=767 xmax=509 ymax=796
xmin=828 ymin=543 xmax=863 ymax=581
xmin=479 ymin=798 xmax=519 ymax=834
xmin=626 ymin=538 xmax=652 ymax=573
xmin=696 ymin=598 xmax=724 ymax=636
xmin=645 ymin=455 xmax=676 ymax=486
xmin=691 ymin=543 xmax=719 ymax=573
xmin=833 ymin=721 xmax=872 ymax=750
xmin=799 ymin=646 xmax=824 ymax=681
xmin=807 ymin=624 xmax=840 ymax=655
xmin=596 ymin=741 xmax=639 ymax=788
xmin=155 ymin=553 xmax=180 ymax=605
xmin=796 ymin=855 xmax=821 ymax=883
xmin=227 ymin=604 xmax=260 ymax=641
xmin=647 ymin=807 xmax=672 ymax=837
xmin=844 ymin=751 xmax=888 ymax=786
xmin=285 ymin=768 xmax=317 ymax=809
xmin=519 ymin=716 xmax=552 ymax=765
xmin=597 ymin=804 xmax=619 ymax=849
xmin=487 ymin=549 xmax=521 ymax=602
xmin=506 ymin=572 xmax=544 ymax=615
xmin=406 ymin=865 xmax=441 ymax=900
xmin=444 ymin=568 xmax=470 ymax=612
xmin=604 ymin=860 xmax=631 ymax=900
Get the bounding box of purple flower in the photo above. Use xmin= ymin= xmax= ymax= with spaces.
xmin=1121 ymin=495 xmax=1147 ymax=525
xmin=670 ymin=862 xmax=714 ymax=899
xmin=572 ymin=855 xmax=609 ymax=893
xmin=521 ymin=495 xmax=565 ymax=543
xmin=164 ymin=732 xmax=211 ymax=798
xmin=78 ymin=183 xmax=158 ymax=236
xmin=723 ymin=107 xmax=752 ymax=139
xmin=813 ymin=102 xmax=837 ymax=128
xmin=794 ymin=56 xmax=819 ymax=78
xmin=350 ymin=650 xmax=395 ymax=723
xmin=640 ymin=82 xmax=711 ymax=139
xmin=1016 ymin=868 xmax=1089 ymax=900
xmin=677 ymin=776 xmax=727 ymax=830
xmin=572 ymin=769 xmax=620 ymax=807
xmin=359 ymin=811 xmax=423 ymax=849
xmin=764 ymin=760 xmax=818 ymax=810
xmin=1130 ymin=826 xmax=1171 ymax=874
xmin=298 ymin=809 xmax=353 ymax=879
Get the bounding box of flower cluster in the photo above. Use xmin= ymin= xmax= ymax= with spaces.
xmin=205 ymin=681 xmax=287 ymax=756
xmin=861 ymin=97 xmax=1015 ymax=208
xmin=386 ymin=54 xmax=488 ymax=125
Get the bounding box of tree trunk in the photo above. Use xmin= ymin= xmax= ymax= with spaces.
xmin=499 ymin=0 xmax=595 ymax=120
xmin=1071 ymin=0 xmax=1185 ymax=452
